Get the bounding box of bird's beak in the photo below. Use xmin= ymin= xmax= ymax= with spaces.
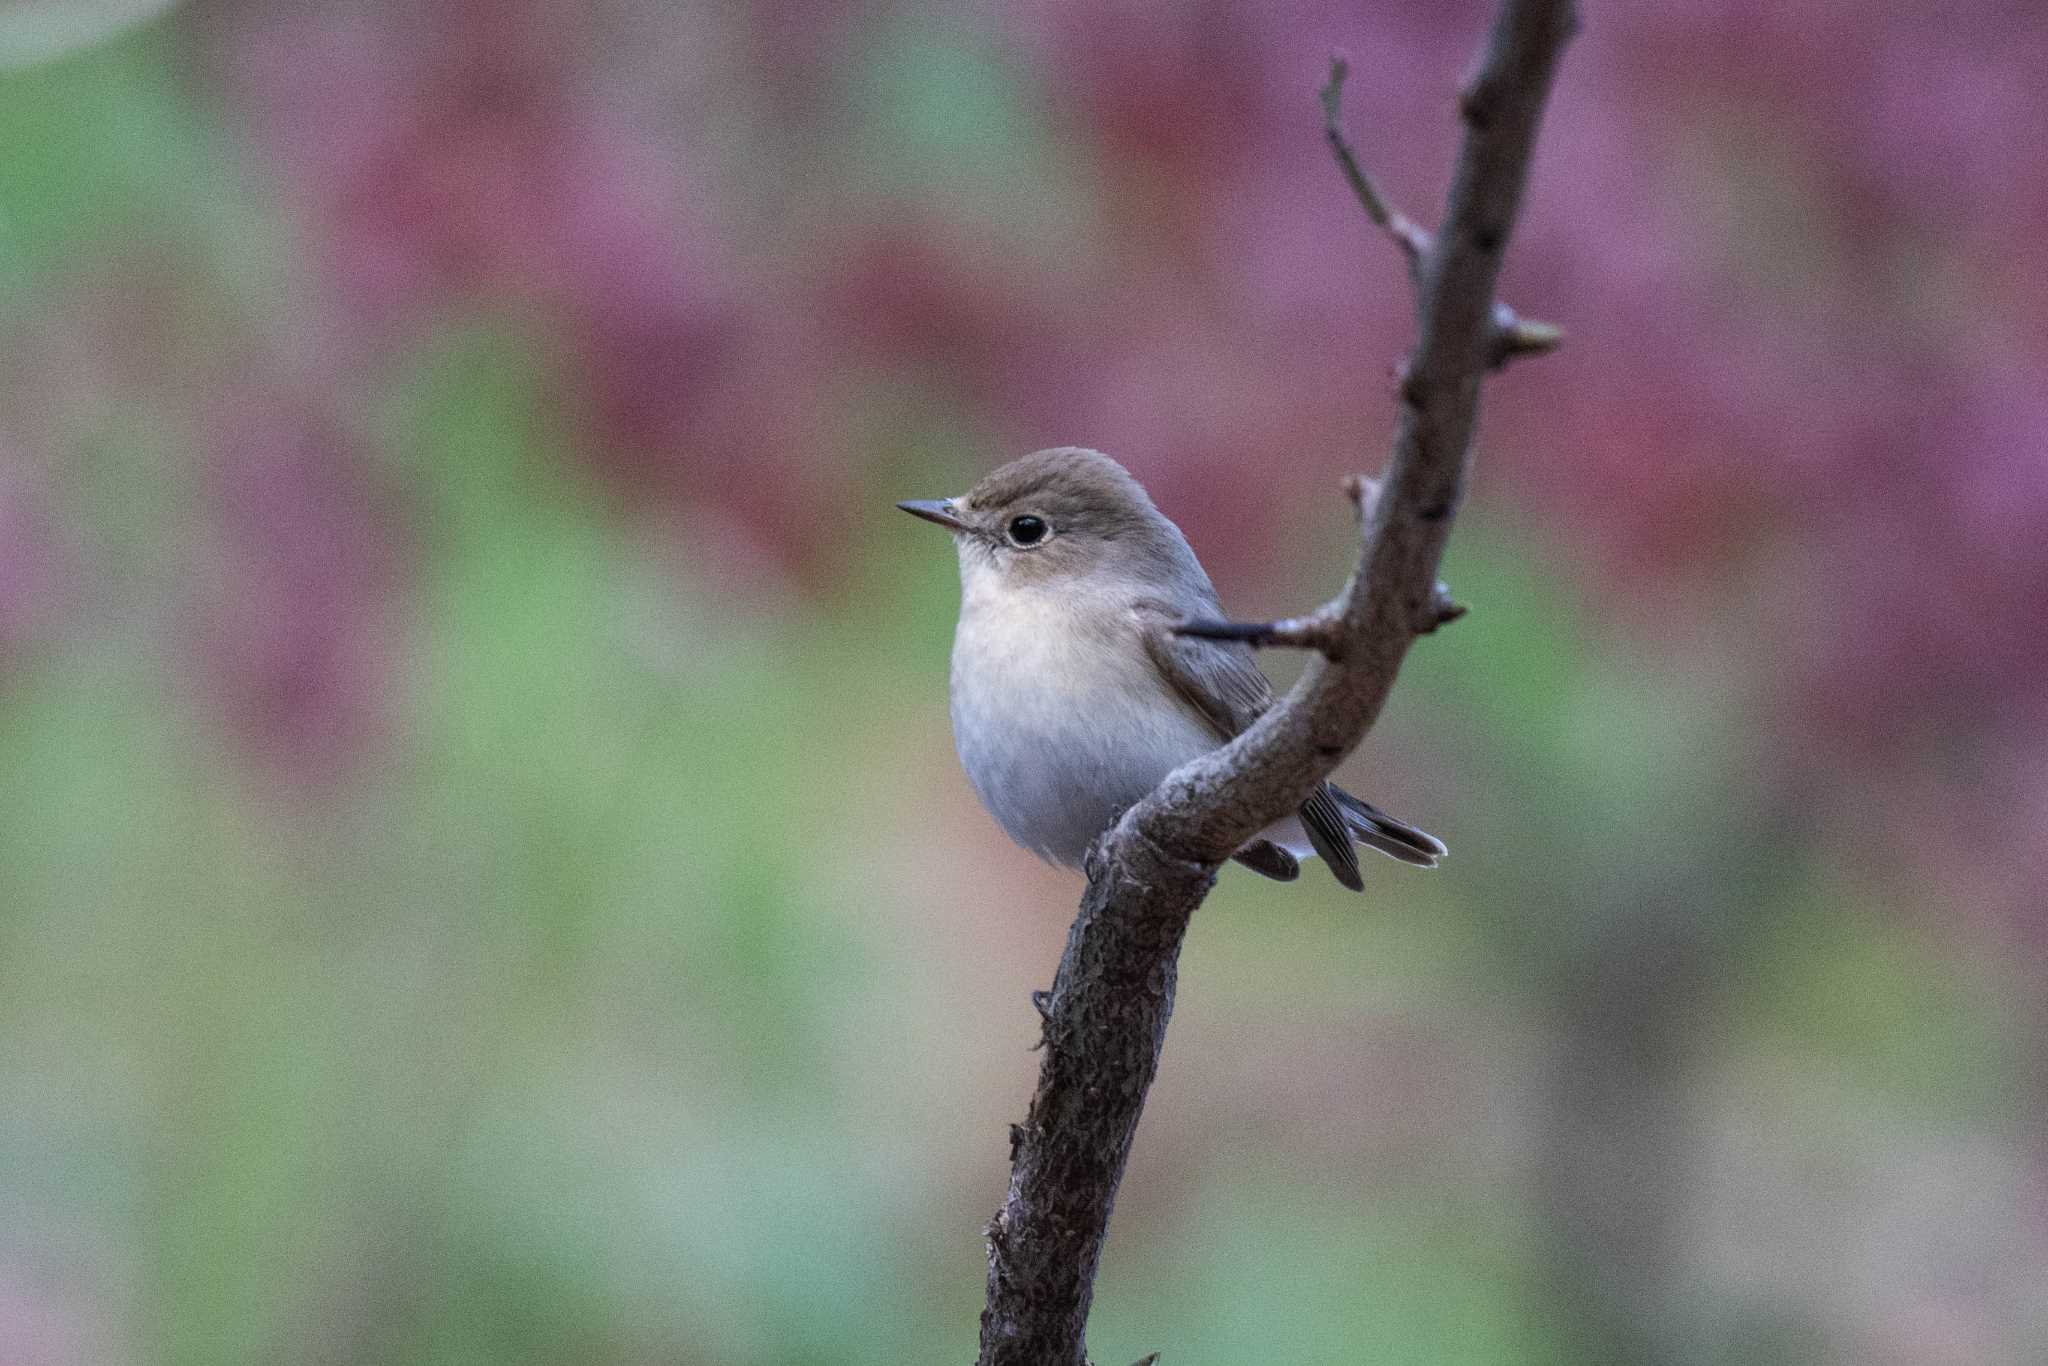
xmin=897 ymin=499 xmax=969 ymax=532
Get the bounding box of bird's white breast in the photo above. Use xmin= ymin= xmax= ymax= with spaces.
xmin=947 ymin=562 xmax=1216 ymax=867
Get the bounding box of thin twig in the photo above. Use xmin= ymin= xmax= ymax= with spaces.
xmin=975 ymin=5 xmax=1577 ymax=1362
xmin=1490 ymin=302 xmax=1565 ymax=365
xmin=1173 ymin=612 xmax=1349 ymax=658
xmin=1343 ymin=471 xmax=1382 ymax=521
xmin=1321 ymin=56 xmax=1432 ymax=285
xmin=1179 ymin=583 xmax=1465 ymax=655
xmin=1324 ymin=54 xmax=1564 ymax=369
xmin=1424 ymin=583 xmax=1469 ymax=632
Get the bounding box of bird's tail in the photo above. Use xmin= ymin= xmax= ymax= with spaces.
xmin=1328 ymin=786 xmax=1446 ymax=869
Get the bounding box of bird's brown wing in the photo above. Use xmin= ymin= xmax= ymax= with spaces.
xmin=1138 ymin=616 xmax=1275 ymax=737
xmin=1138 ymin=612 xmax=1366 ymax=891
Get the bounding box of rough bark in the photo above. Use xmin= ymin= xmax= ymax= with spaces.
xmin=976 ymin=4 xmax=1580 ymax=1362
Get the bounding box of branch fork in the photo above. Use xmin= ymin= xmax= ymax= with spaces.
xmin=1175 ymin=573 xmax=1465 ymax=655
xmin=1322 ymin=54 xmax=1563 ymax=370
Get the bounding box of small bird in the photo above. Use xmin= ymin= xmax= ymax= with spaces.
xmin=899 ymin=447 xmax=1444 ymax=890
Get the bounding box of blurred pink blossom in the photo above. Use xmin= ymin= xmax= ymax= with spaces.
xmin=228 ymin=3 xmax=846 ymax=578
xmin=0 ymin=445 xmax=65 ymax=675
xmin=189 ymin=390 xmax=407 ymax=779
xmin=197 ymin=0 xmax=2048 ymax=870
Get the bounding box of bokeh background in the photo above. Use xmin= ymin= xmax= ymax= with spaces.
xmin=3 ymin=0 xmax=2045 ymax=1362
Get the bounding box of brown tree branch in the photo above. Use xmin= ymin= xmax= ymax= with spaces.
xmin=976 ymin=4 xmax=1578 ymax=1363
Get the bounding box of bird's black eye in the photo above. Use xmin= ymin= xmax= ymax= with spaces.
xmin=1006 ymin=515 xmax=1050 ymax=548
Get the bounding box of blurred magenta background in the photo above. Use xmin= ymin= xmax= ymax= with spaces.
xmin=2 ymin=1 xmax=2045 ymax=1362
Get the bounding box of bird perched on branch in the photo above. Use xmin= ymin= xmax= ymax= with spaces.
xmin=900 ymin=447 xmax=1443 ymax=890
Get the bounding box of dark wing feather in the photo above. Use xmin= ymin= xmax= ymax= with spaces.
xmin=1328 ymin=785 xmax=1446 ymax=867
xmin=1232 ymin=840 xmax=1301 ymax=881
xmin=1299 ymin=786 xmax=1366 ymax=891
xmin=1139 ymin=611 xmax=1365 ymax=892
